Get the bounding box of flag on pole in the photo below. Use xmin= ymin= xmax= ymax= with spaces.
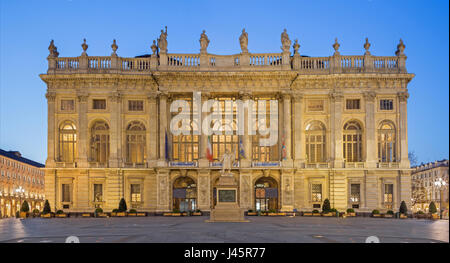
xmin=206 ymin=135 xmax=213 ymax=162
xmin=239 ymin=136 xmax=245 ymax=159
xmin=281 ymin=132 xmax=287 ymax=161
xmin=165 ymin=129 xmax=170 ymax=161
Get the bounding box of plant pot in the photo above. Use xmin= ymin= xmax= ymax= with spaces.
xmin=19 ymin=212 xmax=28 ymax=219
xmin=303 ymin=212 xmax=313 ymax=216
xmin=192 ymin=212 xmax=202 ymax=216
xmin=82 ymin=213 xmax=91 ymax=217
xmin=172 ymin=213 xmax=182 ymax=216
xmin=268 ymin=213 xmax=278 ymax=216
xmin=56 ymin=213 xmax=67 ymax=218
xmin=128 ymin=213 xmax=137 ymax=217
xmin=137 ymin=212 xmax=146 ymax=217
xmin=277 ymin=212 xmax=286 ymax=216
xmin=431 ymin=213 xmax=439 ymax=220
xmin=347 ymin=212 xmax=356 ymax=217
xmin=96 ymin=213 xmax=108 ymax=218
xmin=247 ymin=212 xmax=257 ymax=216
xmin=313 ymin=213 xmax=321 ymax=216
xmin=399 ymin=214 xmax=407 ymax=219
xmin=41 ymin=213 xmax=52 ymax=218
xmin=383 ymin=214 xmax=393 ymax=218
xmin=116 ymin=212 xmax=127 ymax=217
xmin=322 ymin=213 xmax=333 ymax=217
xmin=163 ymin=212 xmax=172 ymax=216
xmin=372 ymin=214 xmax=381 ymax=217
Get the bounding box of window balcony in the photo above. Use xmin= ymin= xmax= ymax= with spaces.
xmin=377 ymin=162 xmax=399 ymax=168
xmin=344 ymin=162 xmax=365 ymax=168
xmin=55 ymin=162 xmax=77 ymax=168
xmin=305 ymin=162 xmax=330 ymax=169
xmin=88 ymin=162 xmax=109 ymax=168
xmin=123 ymin=162 xmax=148 ymax=168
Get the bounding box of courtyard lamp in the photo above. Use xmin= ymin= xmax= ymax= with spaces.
xmin=434 ymin=178 xmax=447 ymax=219
xmin=15 ymin=186 xmax=25 ymax=213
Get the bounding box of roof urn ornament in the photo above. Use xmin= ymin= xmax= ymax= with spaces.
xmin=151 ymin=40 xmax=157 ymax=55
xmin=111 ymin=39 xmax=118 ymax=56
xmin=199 ymin=30 xmax=210 ymax=54
xmin=333 ymin=38 xmax=340 ymax=56
xmin=157 ymin=26 xmax=168 ymax=54
xmin=48 ymin=40 xmax=59 ymax=58
xmin=293 ymin=39 xmax=300 ymax=55
xmin=81 ymin=38 xmax=88 ymax=56
xmin=396 ymin=38 xmax=405 ymax=56
xmin=239 ymin=28 xmax=249 ymax=53
xmin=281 ymin=29 xmax=291 ymax=53
xmin=364 ymin=38 xmax=371 ymax=55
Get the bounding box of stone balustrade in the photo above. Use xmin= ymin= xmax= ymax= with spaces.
xmin=47 ymin=49 xmax=406 ymax=74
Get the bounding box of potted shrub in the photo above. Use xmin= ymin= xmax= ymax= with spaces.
xmin=20 ymin=201 xmax=30 ymax=218
xmin=372 ymin=209 xmax=381 ymax=217
xmin=429 ymin=201 xmax=439 ymax=219
xmin=268 ymin=209 xmax=278 ymax=216
xmin=95 ymin=208 xmax=107 ymax=218
xmin=321 ymin=199 xmax=331 ymax=216
xmin=116 ymin=198 xmax=128 ymax=217
xmin=416 ymin=210 xmax=426 ymax=219
xmin=128 ymin=209 xmax=138 ymax=216
xmin=384 ymin=210 xmax=394 ymax=218
xmin=137 ymin=211 xmax=146 ymax=217
xmin=346 ymin=208 xmax=356 ymax=217
xmin=302 ymin=211 xmax=313 ymax=216
xmin=32 ymin=208 xmax=40 ymax=218
xmin=192 ymin=209 xmax=202 ymax=216
xmin=111 ymin=209 xmax=119 ymax=217
xmin=56 ymin=210 xmax=67 ymax=218
xmin=41 ymin=200 xmax=53 ymax=218
xmin=312 ymin=210 xmax=321 ymax=216
xmin=171 ymin=208 xmax=182 ymax=216
xmin=399 ymin=201 xmax=408 ymax=218
xmin=247 ymin=209 xmax=257 ymax=216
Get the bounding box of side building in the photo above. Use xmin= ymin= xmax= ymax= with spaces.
xmin=411 ymin=159 xmax=449 ymax=217
xmin=40 ymin=29 xmax=414 ymax=214
xmin=0 ymin=149 xmax=45 ymax=217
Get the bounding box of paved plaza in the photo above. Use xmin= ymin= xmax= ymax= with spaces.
xmin=0 ymin=216 xmax=448 ymax=243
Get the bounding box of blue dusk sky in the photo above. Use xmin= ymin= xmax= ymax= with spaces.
xmin=0 ymin=0 xmax=448 ymax=165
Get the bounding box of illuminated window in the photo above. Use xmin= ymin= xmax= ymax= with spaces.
xmin=62 ymin=184 xmax=71 ymax=202
xmin=93 ymin=184 xmax=103 ymax=202
xmin=171 ymin=97 xmax=199 ymax=162
xmin=378 ymin=121 xmax=396 ymax=163
xmin=311 ymin=184 xmax=322 ymax=203
xmin=305 ymin=121 xmax=326 ymax=163
xmin=90 ymin=121 xmax=110 ymax=163
xmin=350 ymin=184 xmax=360 ymax=208
xmin=131 ymin=184 xmax=141 ymax=202
xmin=211 ymin=97 xmax=239 ymax=161
xmin=384 ymin=184 xmax=394 ymax=209
xmin=251 ymin=97 xmax=278 ymax=162
xmin=343 ymin=121 xmax=363 ymax=162
xmin=126 ymin=121 xmax=146 ymax=164
xmin=59 ymin=121 xmax=77 ymax=163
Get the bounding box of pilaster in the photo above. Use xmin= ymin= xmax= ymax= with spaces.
xmin=45 ymin=92 xmax=56 ymax=167
xmin=364 ymin=92 xmax=377 ymax=168
xmin=76 ymin=92 xmax=89 ymax=167
xmin=398 ymin=91 xmax=410 ymax=168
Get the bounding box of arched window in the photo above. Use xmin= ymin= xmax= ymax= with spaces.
xmin=126 ymin=121 xmax=146 ymax=164
xmin=343 ymin=121 xmax=363 ymax=162
xmin=378 ymin=121 xmax=396 ymax=162
xmin=90 ymin=121 xmax=110 ymax=163
xmin=305 ymin=121 xmax=326 ymax=163
xmin=59 ymin=121 xmax=77 ymax=162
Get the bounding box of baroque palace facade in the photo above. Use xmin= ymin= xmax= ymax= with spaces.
xmin=40 ymin=29 xmax=414 ymax=214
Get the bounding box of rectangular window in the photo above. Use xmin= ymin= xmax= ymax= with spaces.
xmin=93 ymin=184 xmax=103 ymax=202
xmin=346 ymin=99 xmax=360 ymax=110
xmin=384 ymin=184 xmax=394 ymax=209
xmin=380 ymin=99 xmax=393 ymax=110
xmin=62 ymin=184 xmax=71 ymax=202
xmin=350 ymin=184 xmax=360 ymax=203
xmin=61 ymin=99 xmax=75 ymax=111
xmin=128 ymin=100 xmax=144 ymax=111
xmin=93 ymin=99 xmax=106 ymax=109
xmin=311 ymin=184 xmax=322 ymax=202
xmin=131 ymin=184 xmax=141 ymax=202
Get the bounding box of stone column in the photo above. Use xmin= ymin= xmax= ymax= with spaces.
xmin=45 ymin=92 xmax=56 ymax=167
xmin=364 ymin=92 xmax=377 ymax=168
xmin=158 ymin=92 xmax=168 ymax=166
xmin=76 ymin=93 xmax=89 ymax=167
xmin=156 ymin=169 xmax=170 ymax=212
xmin=398 ymin=92 xmax=410 ymax=168
xmin=280 ymin=169 xmax=294 ymax=211
xmin=282 ymin=92 xmax=293 ymax=167
xmin=108 ymin=92 xmax=122 ymax=168
xmin=198 ymin=93 xmax=210 ymax=168
xmin=197 ymin=170 xmax=211 ymax=211
xmin=293 ymin=93 xmax=305 ymax=168
xmin=330 ymin=91 xmax=344 ymax=168
xmin=147 ymin=92 xmax=158 ymax=167
xmin=241 ymin=92 xmax=252 ymax=168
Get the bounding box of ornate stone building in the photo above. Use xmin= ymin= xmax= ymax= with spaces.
xmin=40 ymin=29 xmax=414 ymax=214
xmin=0 ymin=149 xmax=45 ymax=217
xmin=411 ymin=160 xmax=449 ymax=216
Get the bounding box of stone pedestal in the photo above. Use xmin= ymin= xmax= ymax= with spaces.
xmin=206 ymin=173 xmax=249 ymax=222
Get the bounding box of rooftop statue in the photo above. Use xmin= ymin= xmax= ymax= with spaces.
xmin=199 ymin=30 xmax=210 ymax=54
xmin=48 ymin=40 xmax=59 ymax=58
xmin=239 ymin=28 xmax=248 ymax=53
xmin=281 ymin=29 xmax=291 ymax=53
xmin=157 ymin=26 xmax=168 ymax=54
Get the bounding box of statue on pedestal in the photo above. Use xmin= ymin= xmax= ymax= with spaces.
xmin=220 ymin=149 xmax=235 ymax=175
xmin=239 ymin=28 xmax=248 ymax=53
xmin=199 ymin=30 xmax=210 ymax=54
xmin=281 ymin=29 xmax=291 ymax=53
xmin=157 ymin=26 xmax=168 ymax=53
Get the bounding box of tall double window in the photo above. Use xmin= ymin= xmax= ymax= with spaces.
xmin=378 ymin=121 xmax=396 ymax=162
xmin=305 ymin=121 xmax=326 ymax=163
xmin=343 ymin=121 xmax=363 ymax=162
xmin=171 ymin=97 xmax=199 ymax=162
xmin=126 ymin=121 xmax=146 ymax=164
xmin=211 ymin=97 xmax=239 ymax=161
xmin=251 ymin=97 xmax=278 ymax=162
xmin=59 ymin=121 xmax=77 ymax=162
xmin=384 ymin=184 xmax=394 ymax=209
xmin=90 ymin=121 xmax=110 ymax=163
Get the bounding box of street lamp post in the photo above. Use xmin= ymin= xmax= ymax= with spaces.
xmin=434 ymin=178 xmax=448 ymax=220
xmin=15 ymin=186 xmax=25 ymax=214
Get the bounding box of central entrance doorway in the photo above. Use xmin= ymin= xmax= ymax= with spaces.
xmin=173 ymin=176 xmax=197 ymax=212
xmin=254 ymin=177 xmax=278 ymax=211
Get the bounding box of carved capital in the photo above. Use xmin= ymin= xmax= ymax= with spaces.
xmin=158 ymin=91 xmax=169 ymax=100
xmin=45 ymin=92 xmax=56 ymax=102
xmin=238 ymin=91 xmax=252 ymax=100
xmin=363 ymin=91 xmax=376 ymax=102
xmin=292 ymin=92 xmax=304 ymax=102
xmin=329 ymin=91 xmax=343 ymax=102
xmin=398 ymin=91 xmax=409 ymax=102
xmin=108 ymin=92 xmax=122 ymax=102
xmin=77 ymin=93 xmax=89 ymax=103
xmin=146 ymin=91 xmax=158 ymax=101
